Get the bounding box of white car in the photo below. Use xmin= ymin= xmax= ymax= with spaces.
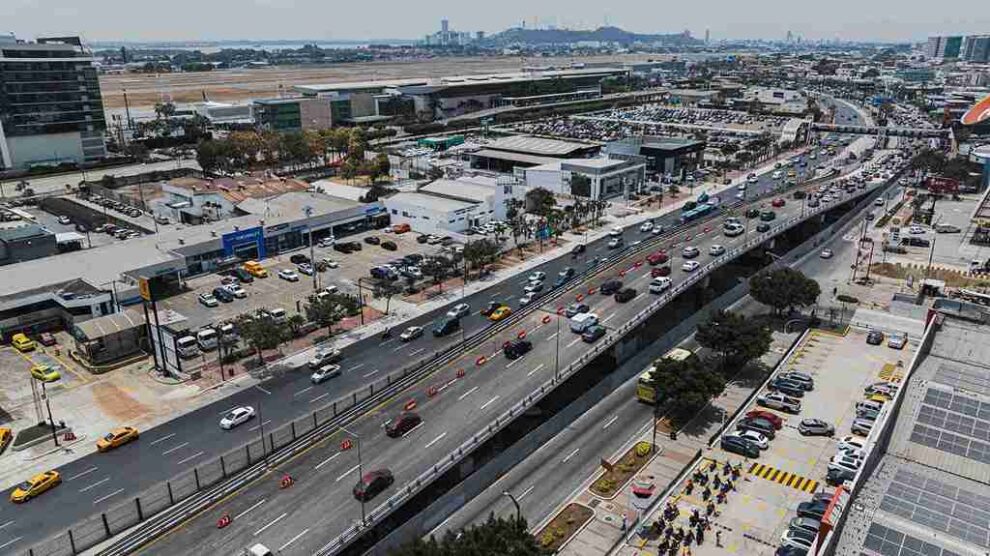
xmin=523 ymin=282 xmax=544 ymax=294
xmin=297 ymin=263 xmax=314 ymax=275
xmin=519 ymin=291 xmax=539 ymax=306
xmin=198 ymin=292 xmax=219 ymax=307
xmin=820 ymin=248 xmax=833 ymax=259
xmin=649 ymin=277 xmax=672 ymax=294
xmin=681 ymin=261 xmax=701 ymax=272
xmin=447 ymin=303 xmax=471 ymax=319
xmin=278 ymin=269 xmax=300 ymax=282
xmin=726 ymin=430 xmax=769 ymax=450
xmin=311 ymin=364 xmax=342 ymax=384
xmin=224 ymin=284 xmax=248 ymax=298
xmin=828 ymin=455 xmax=861 ymax=474
xmin=528 ymin=271 xmax=546 ymax=283
xmin=220 ymin=406 xmax=255 ymax=429
xmin=639 ymin=221 xmax=654 ymax=233
xmin=757 ymin=392 xmax=802 ymax=413
xmin=708 ymin=244 xmax=725 ymax=257
xmin=608 ymin=227 xmax=623 ymax=237
xmin=57 ymin=215 xmax=72 ymax=225
xmin=909 ymin=225 xmax=926 ymax=235
xmin=317 ymin=237 xmax=336 ymax=248
xmin=400 ymin=326 xmax=424 ymax=342
xmin=747 ymin=175 xmax=759 ymax=184
xmin=321 ymin=258 xmax=339 ymax=269
xmin=308 ymin=347 xmax=342 ymax=369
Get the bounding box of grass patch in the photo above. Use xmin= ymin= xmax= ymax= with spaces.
xmin=590 ymin=441 xmax=656 ymax=498
xmin=535 ymin=503 xmax=594 ymax=552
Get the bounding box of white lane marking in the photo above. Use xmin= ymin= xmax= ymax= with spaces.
xmin=562 ymin=448 xmax=580 ymax=463
xmin=0 ymin=537 xmax=21 ymax=550
xmin=506 ymin=357 xmax=522 ymax=368
xmin=315 ymin=452 xmax=341 ymax=470
xmin=149 ymin=433 xmax=176 ymax=446
xmin=336 ymin=464 xmax=360 ymax=483
xmin=79 ymin=477 xmax=110 ymax=493
xmin=255 ymin=386 xmax=271 ymax=395
xmin=218 ymin=406 xmax=241 ymax=415
xmin=350 ymin=363 xmax=365 ymax=371
xmin=409 ymin=348 xmax=425 ymax=356
xmin=310 ymin=393 xmax=330 ymax=404
xmin=391 ymin=344 xmax=406 ymax=352
xmin=602 ymin=313 xmax=617 ymax=323
xmin=248 ymin=420 xmax=272 ymax=432
xmin=68 ymin=466 xmax=98 ymax=480
xmin=0 ymin=520 xmax=14 ymax=531
xmin=424 ymin=431 xmax=448 ymax=449
xmin=279 ymin=528 xmax=310 ymax=551
xmin=547 ymin=332 xmax=558 ymax=341
xmin=565 ymin=337 xmax=582 ymax=349
xmin=527 ymin=364 xmax=545 ymax=377
xmin=480 ymin=396 xmax=500 ymax=410
xmin=161 ymin=442 xmax=189 ymax=456
xmin=294 ymin=386 xmax=314 ymax=397
xmin=518 ymin=485 xmax=536 ymax=501
xmin=504 ymin=295 xmax=514 ymax=302
xmin=93 ymin=488 xmax=124 ymax=505
xmin=602 ymin=415 xmax=619 ymax=430
xmin=176 ymin=451 xmax=204 ymax=465
xmin=235 ymin=499 xmax=267 ymax=520
xmin=458 ymin=386 xmax=479 ymax=401
xmin=363 ymin=369 xmax=380 ymax=377
xmin=254 ymin=512 xmax=288 ymax=536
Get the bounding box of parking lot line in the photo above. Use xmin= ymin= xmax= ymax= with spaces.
xmin=0 ymin=537 xmax=21 ymax=551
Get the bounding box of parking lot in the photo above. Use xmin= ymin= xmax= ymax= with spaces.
xmin=695 ymin=328 xmax=914 ymax=555
xmin=0 ymin=341 xmax=90 ymax=421
xmin=159 ymin=226 xmax=453 ymax=333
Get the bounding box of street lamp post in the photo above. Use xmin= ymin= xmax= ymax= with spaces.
xmin=304 ymin=206 xmax=317 ymax=291
xmin=339 ymin=425 xmax=365 ymax=522
xmin=502 ymin=491 xmax=522 ymax=524
xmin=41 ymin=382 xmax=60 ymax=447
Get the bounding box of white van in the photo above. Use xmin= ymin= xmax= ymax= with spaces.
xmin=219 ymin=323 xmax=238 ymax=344
xmin=772 ymin=170 xmax=783 ymax=180
xmin=176 ymin=335 xmax=199 ymax=358
xmin=569 ymin=312 xmax=599 ymax=333
xmin=197 ymin=328 xmax=218 ymax=351
xmin=268 ymin=307 xmax=287 ymax=324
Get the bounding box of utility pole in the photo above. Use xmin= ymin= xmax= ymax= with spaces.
xmin=304 ymin=206 xmax=317 ymax=291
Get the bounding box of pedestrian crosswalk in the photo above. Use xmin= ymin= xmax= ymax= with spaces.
xmin=878 ymin=362 xmax=904 ymax=382
xmin=748 ymin=463 xmax=818 ymax=493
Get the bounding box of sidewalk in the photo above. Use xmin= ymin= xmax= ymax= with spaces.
xmin=543 ymin=331 xmax=800 ymax=556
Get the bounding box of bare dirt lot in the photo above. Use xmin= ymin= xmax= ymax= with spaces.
xmin=99 ymin=53 xmax=657 ymax=110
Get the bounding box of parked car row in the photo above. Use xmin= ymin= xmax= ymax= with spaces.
xmin=88 ymin=194 xmax=143 ymax=219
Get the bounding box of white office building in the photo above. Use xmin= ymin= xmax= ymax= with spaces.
xmin=522 ymin=158 xmax=646 ymax=200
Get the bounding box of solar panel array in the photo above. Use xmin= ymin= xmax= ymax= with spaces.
xmin=861 ymin=523 xmax=962 ymax=556
xmin=933 ymin=363 xmax=990 ymax=397
xmin=879 ymin=468 xmax=990 ymax=548
xmin=909 ymin=388 xmax=990 ymax=464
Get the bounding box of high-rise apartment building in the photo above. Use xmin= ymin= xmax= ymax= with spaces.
xmin=0 ymin=34 xmax=106 ymax=171
xmin=962 ymin=34 xmax=990 ymax=63
xmin=926 ymin=35 xmax=963 ymax=59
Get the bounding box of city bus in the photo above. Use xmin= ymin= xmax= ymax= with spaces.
xmin=636 ymin=347 xmax=697 ymax=404
xmin=679 ymin=203 xmax=715 ymax=224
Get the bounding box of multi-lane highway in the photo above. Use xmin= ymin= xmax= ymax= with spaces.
xmin=4 ymin=105 xmax=868 ymax=555
xmin=131 ymin=160 xmax=889 ymax=553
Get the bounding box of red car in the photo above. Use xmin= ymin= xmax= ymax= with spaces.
xmin=353 ymin=469 xmax=394 ymax=501
xmin=38 ymin=332 xmax=57 ymax=347
xmin=651 ymin=266 xmax=671 ymax=278
xmin=771 ymin=198 xmax=786 ymax=208
xmin=745 ymin=410 xmax=784 ymax=429
xmin=646 ymin=251 xmax=669 ymax=265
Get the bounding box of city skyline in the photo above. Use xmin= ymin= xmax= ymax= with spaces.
xmin=4 ymin=0 xmax=990 ymax=44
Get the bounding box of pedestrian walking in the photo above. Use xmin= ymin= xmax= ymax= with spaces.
xmin=716 ymin=530 xmax=723 ymax=547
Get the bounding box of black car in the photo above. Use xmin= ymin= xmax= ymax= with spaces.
xmin=364 ymin=236 xmax=381 ymax=245
xmin=381 ymin=241 xmax=398 ymax=251
xmin=348 ymin=241 xmax=363 ymax=251
xmin=721 ymin=435 xmax=760 ymax=458
xmin=769 ymin=378 xmax=806 ymax=398
xmin=232 ymin=267 xmax=254 ymax=283
xmin=756 ymin=223 xmax=771 ymax=233
xmin=582 ymin=325 xmax=606 ymax=343
xmin=385 ymin=412 xmax=422 ymax=438
xmin=599 ymin=280 xmax=623 ymax=295
xmin=776 ymin=546 xmax=808 ymax=556
xmin=403 ymin=253 xmax=424 ymax=265
xmin=736 ymin=417 xmax=776 ymax=439
xmin=416 ymin=234 xmax=430 ymax=244
xmin=745 ymin=208 xmax=761 ymax=219
xmin=796 ymin=501 xmax=828 ymax=521
xmin=503 ymin=339 xmax=533 ymax=360
xmin=901 ymin=236 xmax=930 ymax=247
xmin=433 ymin=317 xmax=460 ymax=337
xmin=353 ymin=469 xmax=394 ymax=501
xmin=760 ymin=210 xmax=777 ymax=222
xmin=480 ymin=301 xmax=501 ymax=316
xmin=289 ymin=254 xmax=310 ymax=264
xmin=566 ymin=302 xmax=590 ymax=317
xmin=826 ymin=466 xmax=856 ymax=486
xmin=614 ymin=288 xmax=637 ymax=303
xmin=334 ymin=243 xmax=353 ymax=254
xmin=866 ymin=330 xmax=884 ymax=345
xmin=212 ymin=287 xmax=234 ymax=303
xmin=571 ymin=244 xmax=586 ymax=256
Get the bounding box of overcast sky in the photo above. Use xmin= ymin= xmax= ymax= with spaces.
xmin=4 ymin=0 xmax=990 ymax=43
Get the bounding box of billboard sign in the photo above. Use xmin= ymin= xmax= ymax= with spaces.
xmin=221 ymin=226 xmax=265 ymax=259
xmin=961 ymin=95 xmax=990 ymax=126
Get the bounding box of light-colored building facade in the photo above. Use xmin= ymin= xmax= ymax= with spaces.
xmin=522 ymin=157 xmax=646 ymax=200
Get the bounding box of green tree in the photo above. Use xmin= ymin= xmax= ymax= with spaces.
xmin=237 ymin=310 xmax=289 ymax=364
xmin=525 ymin=187 xmax=556 ymax=217
xmin=463 ymin=238 xmax=500 ymax=276
xmin=286 ymin=313 xmax=306 ymax=337
xmin=391 ymin=513 xmax=547 ymax=556
xmin=646 ymin=354 xmax=726 ymax=422
xmin=749 ymin=267 xmax=821 ymax=315
xmin=570 ymin=174 xmax=592 ymax=198
xmin=372 ymin=281 xmax=402 ymax=315
xmin=695 ymin=310 xmax=772 ymax=370
xmin=421 ymin=256 xmax=454 ymax=293
xmin=305 ymin=294 xmax=347 ymax=337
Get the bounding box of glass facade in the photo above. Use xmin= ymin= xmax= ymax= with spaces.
xmin=0 ymin=37 xmax=106 ymax=166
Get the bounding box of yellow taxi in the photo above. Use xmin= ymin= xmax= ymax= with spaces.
xmin=11 ymin=333 xmax=36 ymax=352
xmin=10 ymin=470 xmax=61 ymax=503
xmin=0 ymin=427 xmax=12 ymax=454
xmin=488 ymin=306 xmax=512 ymax=322
xmin=30 ymin=364 xmax=61 ymax=383
xmin=96 ymin=426 xmax=139 ymax=452
xmin=243 ymin=260 xmax=268 ymax=278
xmin=868 ymin=392 xmax=892 ymax=403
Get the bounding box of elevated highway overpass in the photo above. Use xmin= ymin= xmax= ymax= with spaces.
xmin=811 ymin=122 xmax=950 ymax=138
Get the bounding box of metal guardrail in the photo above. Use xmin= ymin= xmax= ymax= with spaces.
xmin=316 ymin=176 xmax=895 ymax=554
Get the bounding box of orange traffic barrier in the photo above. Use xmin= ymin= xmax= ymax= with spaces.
xmin=576 ymin=294 xmax=584 ymax=302
xmin=517 ymin=330 xmax=527 ymax=339
xmin=217 ymin=514 xmax=232 ymax=529
xmin=279 ymin=474 xmax=294 ymax=489
xmin=427 ymin=385 xmax=439 ymax=397
xmin=341 ymin=438 xmax=353 ymax=451
xmin=502 ymin=340 xmax=512 ymax=349
xmin=634 ymin=261 xmax=643 ymax=268
xmin=703 ymin=226 xmax=711 ymax=233
xmin=588 ymin=288 xmax=597 ymax=295
xmin=686 ymin=234 xmax=693 ymax=241
xmin=556 ymin=306 xmax=564 ymax=315
xmin=456 ymin=368 xmax=466 ymax=378
xmin=619 ymin=270 xmax=626 ymax=277
xmin=542 ymin=315 xmax=552 ymax=324
xmin=476 ymin=355 xmax=487 ymax=366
